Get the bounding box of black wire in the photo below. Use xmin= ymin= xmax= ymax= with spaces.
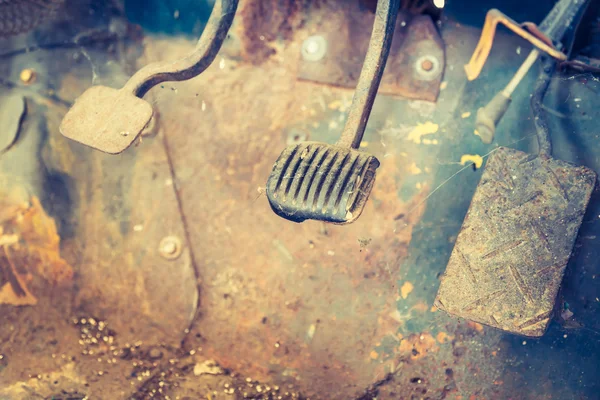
xmin=530 ymin=0 xmax=591 ymax=157
xmin=0 ymin=30 xmax=118 ymax=60
xmin=531 ymin=56 xmax=555 ymax=157
xmin=0 ymin=76 xmax=72 ymax=108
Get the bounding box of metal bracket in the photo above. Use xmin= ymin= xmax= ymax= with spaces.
xmin=464 ymin=9 xmax=568 ymax=81
xmin=297 ymin=7 xmax=445 ymax=103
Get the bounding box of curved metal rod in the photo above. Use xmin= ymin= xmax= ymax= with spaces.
xmin=123 ymin=0 xmax=239 ymax=97
xmin=531 ymin=57 xmax=555 ymax=157
xmin=336 ymin=0 xmax=400 ymax=149
xmin=464 ymin=9 xmax=567 ymax=81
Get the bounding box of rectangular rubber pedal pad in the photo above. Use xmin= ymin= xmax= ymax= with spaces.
xmin=435 ymin=147 xmax=596 ymax=337
xmin=266 ymin=142 xmax=379 ymax=224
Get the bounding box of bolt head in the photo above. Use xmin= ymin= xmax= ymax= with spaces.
xmin=19 ymin=69 xmax=36 ymax=85
xmin=159 ymin=236 xmax=182 ymax=260
xmin=421 ymin=59 xmax=434 ymax=72
xmin=414 ymin=55 xmax=441 ymax=81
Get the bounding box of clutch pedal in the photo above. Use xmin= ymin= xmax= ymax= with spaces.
xmin=60 ymin=0 xmax=238 ymax=154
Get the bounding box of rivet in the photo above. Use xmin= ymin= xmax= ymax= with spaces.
xmin=301 ymin=35 xmax=327 ymax=62
xmin=19 ymin=68 xmax=36 ymax=85
xmin=159 ymin=236 xmax=182 ymax=260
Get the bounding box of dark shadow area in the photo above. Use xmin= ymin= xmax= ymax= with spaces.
xmin=124 ymin=0 xmax=213 ymax=36
xmin=501 ymin=183 xmax=600 ymax=398
xmin=445 ymin=0 xmax=555 ymax=28
xmin=42 ymin=171 xmax=78 ymax=241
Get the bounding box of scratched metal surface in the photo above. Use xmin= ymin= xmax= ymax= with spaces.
xmin=436 ymin=147 xmax=596 ymax=337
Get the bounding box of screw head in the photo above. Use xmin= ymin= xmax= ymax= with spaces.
xmin=159 ymin=236 xmax=182 ymax=260
xmin=301 ymin=35 xmax=327 ymax=62
xmin=19 ymin=68 xmax=36 ymax=85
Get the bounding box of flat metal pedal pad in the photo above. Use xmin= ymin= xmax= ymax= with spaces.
xmin=435 ymin=147 xmax=596 ymax=337
xmin=60 ymin=86 xmax=153 ymax=154
xmin=266 ymin=142 xmax=380 ymax=224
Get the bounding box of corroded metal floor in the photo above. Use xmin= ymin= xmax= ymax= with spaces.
xmin=1 ymin=1 xmax=600 ymax=399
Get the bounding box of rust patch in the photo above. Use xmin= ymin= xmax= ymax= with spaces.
xmin=397 ymin=332 xmax=439 ymax=361
xmin=0 ymin=197 xmax=74 ymax=308
xmin=237 ymin=0 xmax=308 ymax=64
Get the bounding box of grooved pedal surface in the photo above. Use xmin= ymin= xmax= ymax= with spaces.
xmin=435 ymin=147 xmax=596 ymax=337
xmin=266 ymin=142 xmax=380 ymax=224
